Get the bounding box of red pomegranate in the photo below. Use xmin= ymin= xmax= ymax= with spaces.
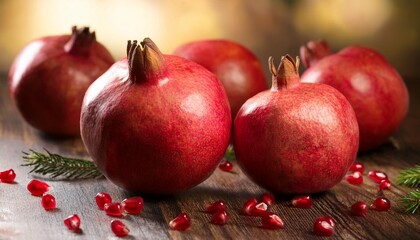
xmin=8 ymin=26 xmax=114 ymax=136
xmin=233 ymin=55 xmax=359 ymax=194
xmin=300 ymin=41 xmax=409 ymax=151
xmin=173 ymin=39 xmax=268 ymax=121
xmin=80 ymin=38 xmax=231 ymax=194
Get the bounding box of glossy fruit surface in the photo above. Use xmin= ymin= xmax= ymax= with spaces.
xmin=121 ymin=196 xmax=144 ymax=215
xmin=64 ymin=214 xmax=80 ymax=232
xmin=211 ymin=211 xmax=229 ymax=225
xmin=371 ymin=197 xmax=391 ymax=212
xmin=41 ymin=193 xmax=56 ymax=210
xmin=169 ymin=213 xmax=191 ymax=231
xmin=27 ymin=179 xmax=50 ymax=196
xmin=261 ymin=213 xmax=284 ymax=229
xmin=368 ymin=170 xmax=388 ymax=183
xmin=346 ymin=171 xmax=363 ymax=185
xmin=104 ymin=202 xmax=123 ymax=217
xmin=95 ymin=192 xmax=112 ymax=210
xmin=351 ymin=201 xmax=368 ymax=216
xmin=204 ymin=200 xmax=227 ymax=213
xmin=291 ymin=195 xmax=313 ymax=209
xmin=313 ymin=216 xmax=335 ymax=237
xmin=0 ymin=169 xmax=16 ymax=183
xmin=111 ymin=220 xmax=130 ymax=237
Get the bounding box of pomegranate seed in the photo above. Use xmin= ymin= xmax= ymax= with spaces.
xmin=104 ymin=202 xmax=123 ymax=217
xmin=204 ymin=200 xmax=227 ymax=213
xmin=111 ymin=220 xmax=130 ymax=237
xmin=291 ymin=195 xmax=313 ymax=209
xmin=368 ymin=170 xmax=388 ymax=183
xmin=379 ymin=179 xmax=391 ymax=191
xmin=95 ymin=192 xmax=112 ymax=210
xmin=351 ymin=201 xmax=367 ymax=216
xmin=41 ymin=193 xmax=56 ymax=210
xmin=346 ymin=171 xmax=363 ymax=185
xmin=370 ymin=197 xmax=391 ymax=212
xmin=211 ymin=210 xmax=229 ymax=225
xmin=313 ymin=216 xmax=335 ymax=237
xmin=64 ymin=214 xmax=80 ymax=232
xmin=0 ymin=169 xmax=16 ymax=183
xmin=249 ymin=202 xmax=269 ymax=216
xmin=260 ymin=192 xmax=275 ymax=206
xmin=27 ymin=179 xmax=50 ymax=196
xmin=241 ymin=197 xmax=258 ymax=215
xmin=121 ymin=196 xmax=144 ymax=215
xmin=349 ymin=161 xmax=364 ymax=173
xmin=219 ymin=160 xmax=233 ymax=172
xmin=261 ymin=213 xmax=284 ymax=229
xmin=169 ymin=213 xmax=191 ymax=231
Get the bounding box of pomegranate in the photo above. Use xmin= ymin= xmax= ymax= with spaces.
xmin=173 ymin=39 xmax=268 ymax=121
xmin=300 ymin=40 xmax=409 ymax=151
xmin=233 ymin=55 xmax=359 ymax=194
xmin=261 ymin=214 xmax=284 ymax=230
xmin=8 ymin=26 xmax=114 ymax=136
xmin=81 ymin=38 xmax=231 ymax=194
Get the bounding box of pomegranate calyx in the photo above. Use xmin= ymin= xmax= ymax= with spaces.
xmin=127 ymin=38 xmax=167 ymax=84
xmin=269 ymin=55 xmax=300 ymax=91
xmin=299 ymin=40 xmax=333 ymax=68
xmin=64 ymin=26 xmax=96 ymax=57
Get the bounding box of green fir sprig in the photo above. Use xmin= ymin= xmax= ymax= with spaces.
xmin=22 ymin=149 xmax=103 ymax=180
xmin=224 ymin=145 xmax=236 ymax=161
xmin=397 ymin=165 xmax=420 ymax=188
xmin=400 ymin=189 xmax=420 ymax=214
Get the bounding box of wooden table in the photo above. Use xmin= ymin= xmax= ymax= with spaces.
xmin=0 ymin=74 xmax=419 ymax=240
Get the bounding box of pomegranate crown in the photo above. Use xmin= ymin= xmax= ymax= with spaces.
xmin=268 ymin=55 xmax=300 ymax=91
xmin=64 ymin=26 xmax=96 ymax=57
xmin=299 ymin=40 xmax=333 ymax=68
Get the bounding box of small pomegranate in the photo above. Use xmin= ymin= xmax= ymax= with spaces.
xmin=211 ymin=211 xmax=229 ymax=225
xmin=313 ymin=216 xmax=335 ymax=237
xmin=27 ymin=179 xmax=50 ymax=196
xmin=368 ymin=170 xmax=388 ymax=183
xmin=204 ymin=200 xmax=227 ymax=213
xmin=173 ymin=39 xmax=268 ymax=122
xmin=121 ymin=196 xmax=144 ymax=215
xmin=349 ymin=161 xmax=364 ymax=173
xmin=300 ymin=40 xmax=409 ymax=151
xmin=0 ymin=169 xmax=16 ymax=183
xmin=260 ymin=192 xmax=275 ymax=206
xmin=261 ymin=213 xmax=284 ymax=230
xmin=111 ymin=220 xmax=130 ymax=237
xmin=64 ymin=214 xmax=81 ymax=232
xmin=241 ymin=197 xmax=258 ymax=215
xmin=291 ymin=195 xmax=313 ymax=209
xmin=81 ymin=38 xmax=231 ymax=194
xmin=169 ymin=213 xmax=191 ymax=231
xmin=41 ymin=193 xmax=56 ymax=210
xmin=351 ymin=201 xmax=368 ymax=216
xmin=346 ymin=171 xmax=363 ymax=185
xmin=95 ymin=192 xmax=112 ymax=210
xmin=371 ymin=197 xmax=391 ymax=212
xmin=8 ymin=26 xmax=114 ymax=136
xmin=104 ymin=202 xmax=123 ymax=217
xmin=234 ymin=55 xmax=359 ymax=194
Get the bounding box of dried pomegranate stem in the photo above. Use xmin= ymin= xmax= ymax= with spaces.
xmin=269 ymin=55 xmax=300 ymax=91
xmin=64 ymin=26 xmax=96 ymax=57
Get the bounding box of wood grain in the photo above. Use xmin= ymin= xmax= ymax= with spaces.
xmin=0 ymin=75 xmax=419 ymax=240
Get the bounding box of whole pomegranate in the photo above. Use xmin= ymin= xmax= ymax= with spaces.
xmin=81 ymin=38 xmax=231 ymax=194
xmin=300 ymin=41 xmax=409 ymax=151
xmin=233 ymin=55 xmax=359 ymax=194
xmin=173 ymin=39 xmax=268 ymax=121
xmin=8 ymin=26 xmax=114 ymax=136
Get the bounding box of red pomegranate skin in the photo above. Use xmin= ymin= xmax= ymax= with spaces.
xmin=300 ymin=41 xmax=409 ymax=151
xmin=173 ymin=39 xmax=268 ymax=120
xmin=81 ymin=39 xmax=231 ymax=194
xmin=233 ymin=55 xmax=359 ymax=194
xmin=8 ymin=26 xmax=114 ymax=136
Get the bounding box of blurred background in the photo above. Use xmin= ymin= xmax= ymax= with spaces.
xmin=1 ymin=0 xmax=419 ymax=79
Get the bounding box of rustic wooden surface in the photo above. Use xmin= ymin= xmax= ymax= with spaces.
xmin=0 ymin=74 xmax=419 ymax=240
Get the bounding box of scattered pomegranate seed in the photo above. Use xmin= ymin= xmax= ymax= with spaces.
xmin=351 ymin=201 xmax=367 ymax=216
xmin=313 ymin=216 xmax=335 ymax=237
xmin=368 ymin=170 xmax=388 ymax=183
xmin=292 ymin=195 xmax=313 ymax=209
xmin=349 ymin=162 xmax=364 ymax=173
xmin=211 ymin=210 xmax=229 ymax=225
xmin=95 ymin=192 xmax=112 ymax=210
xmin=111 ymin=220 xmax=130 ymax=237
xmin=104 ymin=202 xmax=123 ymax=217
xmin=204 ymin=200 xmax=227 ymax=213
xmin=241 ymin=197 xmax=258 ymax=215
xmin=250 ymin=202 xmax=269 ymax=217
xmin=379 ymin=179 xmax=391 ymax=191
xmin=346 ymin=171 xmax=363 ymax=185
xmin=41 ymin=193 xmax=56 ymax=211
xmin=219 ymin=160 xmax=233 ymax=172
xmin=370 ymin=197 xmax=391 ymax=212
xmin=27 ymin=179 xmax=50 ymax=196
xmin=121 ymin=196 xmax=144 ymax=215
xmin=261 ymin=213 xmax=284 ymax=229
xmin=260 ymin=192 xmax=275 ymax=206
xmin=0 ymin=169 xmax=16 ymax=183
xmin=169 ymin=213 xmax=191 ymax=231
xmin=64 ymin=214 xmax=80 ymax=232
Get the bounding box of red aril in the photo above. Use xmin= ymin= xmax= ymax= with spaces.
xmin=249 ymin=202 xmax=269 ymax=217
xmin=8 ymin=26 xmax=114 ymax=136
xmin=219 ymin=160 xmax=233 ymax=172
xmin=95 ymin=192 xmax=112 ymax=210
xmin=379 ymin=179 xmax=391 ymax=191
xmin=211 ymin=211 xmax=229 ymax=225
xmin=313 ymin=216 xmax=335 ymax=237
xmin=241 ymin=197 xmax=258 ymax=215
xmin=169 ymin=213 xmax=191 ymax=231
xmin=368 ymin=170 xmax=388 ymax=183
xmin=0 ymin=169 xmax=16 ymax=183
xmin=27 ymin=179 xmax=50 ymax=196
xmin=64 ymin=214 xmax=80 ymax=232
xmin=300 ymin=40 xmax=409 ymax=151
xmin=351 ymin=201 xmax=368 ymax=216
xmin=104 ymin=202 xmax=123 ymax=217
xmin=261 ymin=213 xmax=284 ymax=229
xmin=260 ymin=192 xmax=275 ymax=206
xmin=371 ymin=197 xmax=391 ymax=212
xmin=173 ymin=39 xmax=268 ymax=122
xmin=346 ymin=172 xmax=363 ymax=185
xmin=204 ymin=200 xmax=227 ymax=213
xmin=234 ymin=55 xmax=359 ymax=194
xmin=121 ymin=196 xmax=144 ymax=215
xmin=80 ymin=38 xmax=231 ymax=194
xmin=41 ymin=193 xmax=56 ymax=210
xmin=111 ymin=220 xmax=130 ymax=237
xmin=291 ymin=195 xmax=313 ymax=209
xmin=349 ymin=161 xmax=364 ymax=173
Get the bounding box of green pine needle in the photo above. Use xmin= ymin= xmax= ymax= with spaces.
xmin=400 ymin=189 xmax=420 ymax=214
xmin=224 ymin=145 xmax=236 ymax=161
xmin=397 ymin=165 xmax=420 ymax=188
xmin=22 ymin=149 xmax=103 ymax=180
